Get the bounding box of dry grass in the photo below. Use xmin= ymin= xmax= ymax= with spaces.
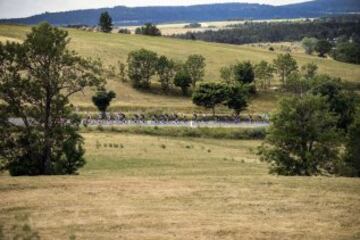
xmin=0 ymin=133 xmax=360 ymax=240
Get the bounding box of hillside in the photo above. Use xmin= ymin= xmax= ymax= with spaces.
xmin=1 ymin=0 xmax=360 ymax=26
xmin=0 ymin=24 xmax=360 ymax=113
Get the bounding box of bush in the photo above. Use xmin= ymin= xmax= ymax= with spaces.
xmin=135 ymin=23 xmax=161 ymax=36
xmin=118 ymin=28 xmax=131 ymax=34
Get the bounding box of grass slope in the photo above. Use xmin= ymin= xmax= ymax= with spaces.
xmin=0 ymin=133 xmax=359 ymax=239
xmin=0 ymin=24 xmax=360 ymax=113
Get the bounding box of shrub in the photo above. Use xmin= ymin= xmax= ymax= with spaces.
xmin=135 ymin=23 xmax=161 ymax=36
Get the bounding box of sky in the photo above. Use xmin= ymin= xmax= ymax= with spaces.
xmin=0 ymin=0 xmax=311 ymax=19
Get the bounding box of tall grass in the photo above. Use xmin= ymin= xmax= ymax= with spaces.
xmin=82 ymin=126 xmax=267 ymax=140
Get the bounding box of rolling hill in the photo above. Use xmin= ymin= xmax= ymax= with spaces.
xmin=1 ymin=0 xmax=360 ymax=26
xmin=0 ymin=24 xmax=359 ymax=113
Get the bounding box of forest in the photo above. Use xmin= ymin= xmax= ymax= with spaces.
xmin=173 ymin=15 xmax=360 ymax=45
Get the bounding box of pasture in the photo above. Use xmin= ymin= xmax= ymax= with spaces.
xmin=0 ymin=132 xmax=360 ymax=239
xmin=0 ymin=24 xmax=359 ymax=113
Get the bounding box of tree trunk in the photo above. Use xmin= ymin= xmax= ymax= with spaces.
xmin=43 ymin=87 xmax=52 ymax=175
xmin=102 ymin=111 xmax=107 ymax=120
xmin=182 ymin=87 xmax=188 ymax=96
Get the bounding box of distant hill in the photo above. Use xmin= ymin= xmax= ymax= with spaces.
xmin=1 ymin=0 xmax=360 ymax=26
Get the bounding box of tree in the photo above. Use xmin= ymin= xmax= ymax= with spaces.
xmin=315 ymin=39 xmax=332 ymax=57
xmin=117 ymin=61 xmax=127 ymax=82
xmin=311 ymin=75 xmax=358 ymax=132
xmin=301 ymin=37 xmax=318 ymax=55
xmin=286 ymin=72 xmax=312 ymax=96
xmin=99 ymin=12 xmax=113 ymax=33
xmin=0 ymin=23 xmax=103 ymax=176
xmin=233 ymin=61 xmax=255 ymax=85
xmin=342 ymin=109 xmax=360 ymax=177
xmin=301 ymin=63 xmax=318 ymax=79
xmin=332 ymin=41 xmax=360 ymax=64
xmin=184 ymin=54 xmax=206 ymax=88
xmin=226 ymin=84 xmax=249 ymax=116
xmin=174 ymin=70 xmax=192 ymax=96
xmin=135 ymin=23 xmax=161 ymax=36
xmin=254 ymin=60 xmax=275 ymax=90
xmin=192 ymin=83 xmax=228 ymax=116
xmin=156 ymin=56 xmax=176 ymax=93
xmin=273 ymin=53 xmax=298 ymax=86
xmin=258 ymin=95 xmax=341 ymax=176
xmin=127 ymin=49 xmax=158 ymax=89
xmin=220 ymin=66 xmax=234 ymax=85
xmin=92 ymin=90 xmax=116 ymax=119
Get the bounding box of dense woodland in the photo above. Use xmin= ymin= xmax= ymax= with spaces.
xmin=173 ymin=15 xmax=360 ymax=45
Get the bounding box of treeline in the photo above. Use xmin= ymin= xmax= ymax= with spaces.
xmin=302 ymin=36 xmax=360 ymax=64
xmin=173 ymin=17 xmax=360 ymax=45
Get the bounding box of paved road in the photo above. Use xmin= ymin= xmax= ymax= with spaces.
xmin=9 ymin=118 xmax=270 ymax=128
xmin=84 ymin=120 xmax=269 ymax=128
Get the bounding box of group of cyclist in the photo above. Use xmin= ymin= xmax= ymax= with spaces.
xmin=81 ymin=112 xmax=270 ymax=126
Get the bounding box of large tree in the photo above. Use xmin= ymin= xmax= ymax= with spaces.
xmin=127 ymin=49 xmax=158 ymax=89
xmin=184 ymin=54 xmax=206 ymax=88
xmin=99 ymin=11 xmax=113 ymax=33
xmin=258 ymin=94 xmax=341 ymax=176
xmin=0 ymin=23 xmax=103 ymax=176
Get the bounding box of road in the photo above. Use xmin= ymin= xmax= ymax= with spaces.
xmin=84 ymin=120 xmax=269 ymax=128
xmin=9 ymin=118 xmax=270 ymax=128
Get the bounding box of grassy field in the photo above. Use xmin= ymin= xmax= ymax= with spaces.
xmin=0 ymin=24 xmax=359 ymax=113
xmin=0 ymin=132 xmax=359 ymax=239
